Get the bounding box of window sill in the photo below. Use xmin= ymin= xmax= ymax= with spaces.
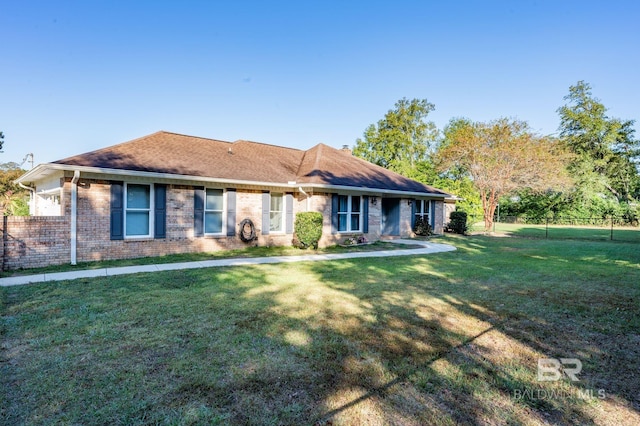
xmin=124 ymin=237 xmax=154 ymax=242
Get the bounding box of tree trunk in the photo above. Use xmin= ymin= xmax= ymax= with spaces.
xmin=483 ymin=189 xmax=498 ymax=232
xmin=481 ymin=189 xmax=489 ymax=231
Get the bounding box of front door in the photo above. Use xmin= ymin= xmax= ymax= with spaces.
xmin=381 ymin=198 xmax=400 ymax=236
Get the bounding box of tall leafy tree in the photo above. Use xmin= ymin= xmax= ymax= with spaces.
xmin=435 ymin=118 xmax=571 ymax=231
xmin=353 ymin=98 xmax=438 ymax=177
xmin=0 ymin=131 xmax=4 ymax=152
xmin=558 ymin=81 xmax=639 ymax=204
xmin=433 ymin=118 xmax=483 ymax=220
xmin=0 ymin=162 xmax=29 ymax=215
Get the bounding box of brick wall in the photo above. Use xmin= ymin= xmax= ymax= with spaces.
xmin=73 ymin=181 xmax=276 ymax=263
xmin=444 ymin=201 xmax=456 ymax=227
xmin=433 ymin=200 xmax=445 ymax=234
xmin=1 ymin=179 xmax=448 ymax=270
xmin=1 ymin=216 xmax=70 ymax=270
xmin=400 ymin=200 xmax=413 ymax=237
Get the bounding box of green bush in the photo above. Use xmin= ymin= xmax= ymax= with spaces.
xmin=293 ymin=212 xmax=323 ymax=249
xmin=447 ymin=211 xmax=468 ymax=234
xmin=413 ymin=216 xmax=433 ymax=236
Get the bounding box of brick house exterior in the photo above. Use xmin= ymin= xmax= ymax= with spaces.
xmin=7 ymin=131 xmax=454 ymax=270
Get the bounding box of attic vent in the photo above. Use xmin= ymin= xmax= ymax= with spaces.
xmin=341 ymin=145 xmax=352 ymax=155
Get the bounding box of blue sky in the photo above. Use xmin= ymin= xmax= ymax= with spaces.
xmin=1 ymin=0 xmax=639 ymax=165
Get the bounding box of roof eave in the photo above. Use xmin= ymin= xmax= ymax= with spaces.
xmin=17 ymin=164 xmax=452 ymax=198
xmin=16 ymin=163 xmax=302 ymax=190
xmin=300 ymin=183 xmax=450 ymax=198
xmin=14 ymin=163 xmax=66 ymax=184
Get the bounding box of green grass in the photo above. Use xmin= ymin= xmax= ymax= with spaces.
xmin=0 ymin=241 xmax=410 ymax=277
xmin=2 ymin=235 xmax=639 ymax=425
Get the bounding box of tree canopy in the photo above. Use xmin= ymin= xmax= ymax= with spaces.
xmin=352 ymin=98 xmax=484 ymax=220
xmin=353 ymin=98 xmax=438 ymax=177
xmin=0 ymin=163 xmax=29 ymax=216
xmin=558 ymin=81 xmax=639 ymax=204
xmin=435 ymin=118 xmax=571 ymax=231
xmin=0 ymin=131 xmax=4 ymax=152
xmin=499 ymin=82 xmax=640 ymax=222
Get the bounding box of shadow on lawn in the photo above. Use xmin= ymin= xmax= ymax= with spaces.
xmin=299 ymin=237 xmax=640 ymax=425
xmin=174 ymin=237 xmax=638 ymax=424
xmin=2 ymin=236 xmax=639 ymax=425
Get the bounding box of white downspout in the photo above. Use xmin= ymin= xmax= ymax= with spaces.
xmin=299 ymin=187 xmax=310 ymax=211
xmin=18 ymin=182 xmax=36 ymax=215
xmin=71 ymin=170 xmax=80 ymax=265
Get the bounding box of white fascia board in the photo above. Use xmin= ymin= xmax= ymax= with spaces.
xmin=445 ymin=195 xmax=464 ymax=202
xmin=302 ymin=183 xmax=449 ymax=199
xmin=18 ymin=164 xmax=297 ymax=190
xmin=14 ymin=164 xmax=55 ymax=184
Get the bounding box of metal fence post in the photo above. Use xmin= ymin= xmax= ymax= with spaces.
xmin=611 ymin=216 xmax=614 ymax=241
xmin=546 ymin=217 xmax=549 ymax=239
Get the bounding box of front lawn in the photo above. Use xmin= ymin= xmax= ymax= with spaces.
xmin=0 ymin=241 xmax=410 ymax=278
xmin=1 ymin=235 xmax=639 ymax=425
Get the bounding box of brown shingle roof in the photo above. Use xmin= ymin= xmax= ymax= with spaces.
xmin=53 ymin=131 xmax=449 ymax=195
xmin=296 ymin=143 xmax=448 ymax=194
xmin=54 ymin=131 xmax=305 ymax=183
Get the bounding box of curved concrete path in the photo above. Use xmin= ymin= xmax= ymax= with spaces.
xmin=0 ymin=239 xmax=456 ymax=287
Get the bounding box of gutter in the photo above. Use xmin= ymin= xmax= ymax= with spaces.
xmin=70 ymin=170 xmax=80 ymax=265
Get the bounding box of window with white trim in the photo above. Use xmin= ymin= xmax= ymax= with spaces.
xmin=338 ymin=195 xmax=362 ymax=232
xmin=270 ymin=193 xmax=284 ymax=232
xmin=414 ymin=199 xmax=431 ymax=224
xmin=205 ymin=188 xmax=224 ymax=235
xmin=125 ymin=183 xmax=152 ymax=237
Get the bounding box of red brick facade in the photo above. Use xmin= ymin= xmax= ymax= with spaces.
xmin=1 ymin=177 xmax=446 ymax=270
xmin=72 ymin=179 xmax=296 ymax=264
xmin=1 ymin=216 xmax=70 ymax=270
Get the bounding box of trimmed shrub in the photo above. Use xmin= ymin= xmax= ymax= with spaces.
xmin=293 ymin=212 xmax=323 ymax=249
xmin=447 ymin=211 xmax=468 ymax=234
xmin=413 ymin=216 xmax=433 ymax=236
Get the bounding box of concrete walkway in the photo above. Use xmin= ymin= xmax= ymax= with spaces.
xmin=0 ymin=239 xmax=456 ymax=287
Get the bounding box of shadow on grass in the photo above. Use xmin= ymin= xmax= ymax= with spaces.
xmin=304 ymin=236 xmax=639 ymax=424
xmin=2 ymin=235 xmax=639 ymax=425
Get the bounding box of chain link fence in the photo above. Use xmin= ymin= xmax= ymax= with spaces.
xmin=491 ymin=216 xmax=640 ymax=243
